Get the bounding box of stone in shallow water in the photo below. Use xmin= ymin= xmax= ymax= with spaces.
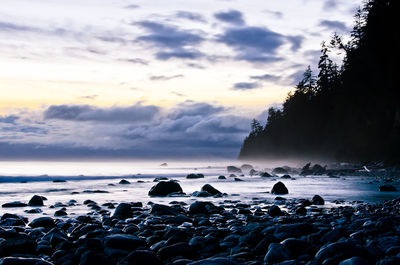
xmin=119 ymin=179 xmax=131 ymax=184
xmin=148 ymin=180 xmax=183 ymax=196
xmin=379 ymin=185 xmax=397 ymax=192
xmin=201 ymin=184 xmax=222 ymax=195
xmin=186 ymin=173 xmax=204 ymax=179
xmin=268 ymin=205 xmax=283 ymax=217
xmin=1 ymin=201 xmax=27 ymax=208
xmin=271 ymin=181 xmax=288 ymax=195
xmin=112 ymin=203 xmax=132 ymax=219
xmin=312 ymin=195 xmax=325 ymax=205
xmin=28 ymin=195 xmax=44 ymax=206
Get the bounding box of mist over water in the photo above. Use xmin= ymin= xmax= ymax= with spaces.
xmin=0 ymin=159 xmax=399 ymax=220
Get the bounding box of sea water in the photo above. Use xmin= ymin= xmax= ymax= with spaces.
xmin=0 ymin=160 xmax=399 ymax=219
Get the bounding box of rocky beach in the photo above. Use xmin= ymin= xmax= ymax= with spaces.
xmin=1 ymin=162 xmax=400 ymax=265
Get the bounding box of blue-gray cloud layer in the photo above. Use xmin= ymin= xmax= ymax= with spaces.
xmin=0 ymin=101 xmax=251 ymax=159
xmin=214 ymin=10 xmax=245 ymax=25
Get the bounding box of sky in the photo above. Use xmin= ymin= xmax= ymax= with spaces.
xmin=0 ymin=0 xmax=361 ymax=159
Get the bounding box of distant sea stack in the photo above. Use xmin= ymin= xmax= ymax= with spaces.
xmin=239 ymin=0 xmax=400 ymax=163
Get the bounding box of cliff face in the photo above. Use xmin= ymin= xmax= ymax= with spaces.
xmin=239 ymin=0 xmax=400 ymax=163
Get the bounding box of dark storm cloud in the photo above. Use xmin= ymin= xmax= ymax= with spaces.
xmin=214 ymin=10 xmax=245 ymax=25
xmin=319 ymin=20 xmax=349 ymax=32
xmin=250 ymin=74 xmax=280 ymax=82
xmin=136 ymin=21 xmax=204 ymax=60
xmin=149 ymin=74 xmax=183 ymax=81
xmin=0 ymin=115 xmax=19 ymax=124
xmin=175 ymin=11 xmax=206 ymax=23
xmin=217 ymin=26 xmax=300 ymax=63
xmin=44 ymin=103 xmax=160 ymax=123
xmin=232 ymin=82 xmax=261 ymax=90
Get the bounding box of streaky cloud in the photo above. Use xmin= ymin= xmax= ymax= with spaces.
xmin=214 ymin=10 xmax=245 ymax=25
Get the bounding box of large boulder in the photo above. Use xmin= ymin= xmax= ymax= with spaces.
xmin=240 ymin=164 xmax=254 ymax=171
xmin=227 ymin=166 xmax=242 ymax=173
xmin=148 ymin=180 xmax=183 ymax=196
xmin=113 ymin=203 xmax=132 ymax=219
xmin=29 ymin=217 xmax=56 ymax=228
xmin=28 ymin=195 xmax=44 ymax=206
xmin=0 ymin=235 xmax=37 ymax=257
xmin=201 ymin=184 xmax=222 ymax=196
xmin=264 ymin=243 xmax=292 ymax=264
xmin=312 ymin=195 xmax=325 ymax=205
xmin=271 ymin=182 xmax=289 ymax=195
xmin=186 ymin=173 xmax=204 ymax=179
xmin=272 ymin=167 xmax=289 ymax=174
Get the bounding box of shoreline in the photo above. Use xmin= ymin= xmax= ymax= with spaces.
xmin=1 ymin=192 xmax=400 ymax=264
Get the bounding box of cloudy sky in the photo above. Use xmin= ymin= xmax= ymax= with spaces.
xmin=0 ymin=0 xmax=360 ymax=159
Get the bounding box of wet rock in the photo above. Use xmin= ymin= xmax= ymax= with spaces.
xmin=80 ymin=251 xmax=110 ymax=265
xmin=0 ymin=257 xmax=53 ymax=265
xmin=28 ymin=195 xmax=44 ymax=206
xmin=311 ymin=195 xmax=325 ymax=205
xmin=188 ymin=257 xmax=238 ymax=265
xmin=271 ymin=182 xmax=288 ymax=195
xmin=264 ymin=243 xmax=292 ymax=264
xmin=153 ymin=177 xmax=168 ymax=182
xmin=241 ymin=164 xmax=254 ymax=171
xmin=227 ymin=166 xmax=242 ymax=173
xmin=189 ymin=201 xmax=218 ymax=215
xmin=43 ymin=228 xmax=67 ymax=247
xmin=119 ymin=179 xmax=131 ymax=184
xmin=339 ymin=257 xmax=372 ymax=265
xmin=281 ymin=238 xmax=309 ymax=258
xmin=272 ymin=167 xmax=289 ymax=174
xmin=0 ymin=235 xmax=37 ymax=257
xmin=160 ymin=163 xmax=168 ymax=166
xmin=150 ymin=204 xmax=180 ymax=216
xmin=29 ymin=217 xmax=56 ymax=228
xmin=261 ymin=172 xmax=272 ymax=178
xmin=103 ymin=234 xmax=145 ymax=257
xmin=218 ymin=176 xmax=226 ymax=180
xmin=158 ymin=242 xmax=194 ymax=260
xmin=274 ymin=223 xmax=317 ymax=241
xmin=268 ymin=205 xmax=283 ymax=217
xmin=201 ymin=184 xmax=222 ymax=196
xmin=250 ymin=169 xmax=259 ymax=176
xmin=2 ymin=201 xmax=27 ymax=208
xmin=148 ymin=180 xmax=183 ymax=196
xmin=54 ymin=210 xmax=67 ymax=217
xmin=192 ymin=191 xmax=212 ymax=197
xmin=234 ymin=178 xmax=243 ymax=181
xmin=113 ymin=203 xmax=132 ymax=219
xmin=186 ymin=173 xmax=204 ymax=179
xmin=119 ymin=250 xmax=163 ymax=265
xmin=281 ymin=175 xmax=292 ymax=179
xmin=26 ymin=208 xmax=42 ymax=214
xmin=379 ymin=185 xmax=397 ymax=192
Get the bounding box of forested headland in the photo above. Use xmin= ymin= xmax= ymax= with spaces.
xmin=239 ymin=0 xmax=399 ymax=163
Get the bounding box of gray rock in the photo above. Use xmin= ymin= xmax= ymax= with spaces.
xmin=113 ymin=203 xmax=132 ymax=219
xmin=188 ymin=257 xmax=239 ymax=265
xmin=271 ymin=182 xmax=288 ymax=195
xmin=339 ymin=257 xmax=371 ymax=265
xmin=186 ymin=173 xmax=204 ymax=179
xmin=311 ymin=195 xmax=325 ymax=205
xmin=148 ymin=180 xmax=183 ymax=196
xmin=119 ymin=250 xmax=163 ymax=265
xmin=28 ymin=195 xmax=44 ymax=206
xmin=201 ymin=184 xmax=222 ymax=195
xmin=29 ymin=217 xmax=55 ymax=228
xmin=264 ymin=243 xmax=291 ymax=264
xmin=227 ymin=166 xmax=242 ymax=173
xmin=272 ymin=167 xmax=289 ymax=174
xmin=1 ymin=201 xmax=27 ymax=208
